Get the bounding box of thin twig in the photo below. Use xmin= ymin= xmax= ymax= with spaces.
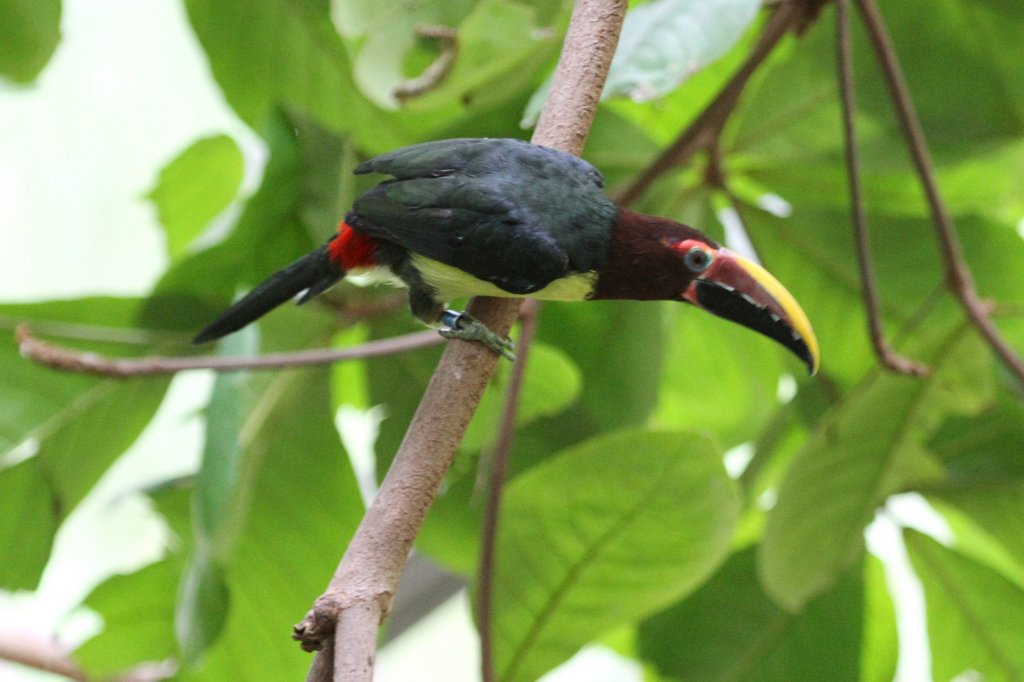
xmin=854 ymin=0 xmax=1024 ymax=387
xmin=393 ymin=26 xmax=458 ymax=102
xmin=0 ymin=631 xmax=86 ymax=681
xmin=16 ymin=325 xmax=444 ymax=377
xmin=835 ymin=0 xmax=929 ymax=376
xmin=615 ymin=0 xmax=803 ymax=206
xmin=478 ymin=300 xmax=541 ymax=682
xmin=295 ymin=2 xmax=627 ymax=680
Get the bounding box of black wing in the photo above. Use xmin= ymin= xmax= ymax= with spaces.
xmin=348 ymin=138 xmax=617 ymax=295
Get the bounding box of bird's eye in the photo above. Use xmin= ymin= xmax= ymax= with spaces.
xmin=684 ymin=247 xmax=713 ymax=273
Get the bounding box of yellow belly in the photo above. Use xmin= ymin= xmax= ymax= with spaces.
xmin=411 ymin=255 xmax=597 ymax=302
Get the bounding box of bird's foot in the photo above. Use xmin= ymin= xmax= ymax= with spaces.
xmin=439 ymin=310 xmax=516 ymax=361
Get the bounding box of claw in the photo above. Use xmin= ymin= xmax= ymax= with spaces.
xmin=439 ymin=310 xmax=516 ymax=361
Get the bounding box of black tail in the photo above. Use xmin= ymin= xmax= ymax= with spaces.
xmin=192 ymin=243 xmax=343 ymax=344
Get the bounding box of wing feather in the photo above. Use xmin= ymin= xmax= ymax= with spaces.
xmin=349 ymin=139 xmax=617 ymax=295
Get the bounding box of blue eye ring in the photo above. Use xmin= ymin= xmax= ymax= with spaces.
xmin=684 ymin=246 xmax=713 ymax=273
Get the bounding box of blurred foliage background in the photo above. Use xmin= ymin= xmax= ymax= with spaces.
xmin=1 ymin=0 xmax=1023 ymax=680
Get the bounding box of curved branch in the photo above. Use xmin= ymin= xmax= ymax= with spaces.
xmin=854 ymin=0 xmax=1024 ymax=386
xmin=294 ymin=2 xmax=628 ymax=680
xmin=393 ymin=26 xmax=458 ymax=102
xmin=835 ymin=0 xmax=929 ymax=376
xmin=15 ymin=325 xmax=444 ymax=377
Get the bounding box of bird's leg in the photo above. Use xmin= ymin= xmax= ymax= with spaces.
xmin=401 ymin=275 xmax=516 ymax=361
xmin=439 ymin=309 xmax=516 ymax=361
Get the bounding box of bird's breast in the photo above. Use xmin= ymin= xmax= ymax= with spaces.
xmin=410 ymin=254 xmax=597 ymax=302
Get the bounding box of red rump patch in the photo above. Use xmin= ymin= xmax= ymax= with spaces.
xmin=329 ymin=221 xmax=378 ymax=271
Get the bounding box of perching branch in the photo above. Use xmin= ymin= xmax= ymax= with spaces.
xmin=477 ymin=300 xmax=541 ymax=682
xmin=293 ymin=2 xmax=628 ymax=681
xmin=854 ymin=0 xmax=1024 ymax=387
xmin=835 ymin=0 xmax=929 ymax=376
xmin=15 ymin=324 xmax=443 ymax=377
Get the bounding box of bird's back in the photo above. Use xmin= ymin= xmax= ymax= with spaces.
xmin=348 ymin=138 xmax=618 ymax=295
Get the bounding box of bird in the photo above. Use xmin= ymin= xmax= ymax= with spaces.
xmin=194 ymin=137 xmax=820 ymax=374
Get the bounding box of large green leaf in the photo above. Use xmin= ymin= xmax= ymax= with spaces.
xmin=333 ymin=0 xmax=475 ymax=108
xmin=637 ymin=548 xmax=884 ymax=681
xmin=851 ymin=0 xmax=1024 ymax=154
xmin=0 ymin=458 xmax=57 ymax=590
xmin=141 ymin=111 xmax=349 ymax=335
xmin=524 ymin=0 xmax=759 ymax=126
xmin=184 ymin=363 xmax=364 ymax=680
xmin=926 ymin=394 xmax=1024 ymax=586
xmin=861 ymin=552 xmax=899 ymax=682
xmin=461 ymin=341 xmax=582 ymax=453
xmin=340 ymin=0 xmax=554 ymax=115
xmin=175 ymin=302 xmax=363 ymax=668
xmin=906 ymin=530 xmax=1024 ymax=682
xmin=75 ymin=559 xmax=181 ymax=677
xmin=538 ymin=301 xmax=667 ymax=432
xmin=758 ymin=307 xmax=994 ymax=610
xmin=147 ymin=135 xmax=245 ymax=261
xmin=491 ymin=429 xmax=738 ymax=682
xmin=0 ymin=298 xmax=172 ymax=588
xmin=604 ymin=0 xmax=759 ymax=103
xmin=928 ymin=488 xmax=1024 ymax=592
xmin=653 ymin=304 xmax=789 ymax=448
xmin=405 ymin=0 xmax=560 ymax=116
xmin=73 ymin=482 xmax=194 ymax=676
xmin=176 ymin=332 xmax=254 ymax=662
xmin=0 ymin=0 xmax=61 ymax=83
xmin=183 ymin=0 xmax=403 ymax=148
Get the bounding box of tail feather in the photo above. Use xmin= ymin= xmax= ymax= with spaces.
xmin=193 ymin=243 xmax=343 ymax=344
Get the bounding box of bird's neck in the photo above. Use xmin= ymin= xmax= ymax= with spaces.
xmin=591 ymin=208 xmax=707 ymax=301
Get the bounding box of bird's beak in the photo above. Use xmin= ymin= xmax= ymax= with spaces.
xmin=683 ymin=249 xmax=820 ymax=375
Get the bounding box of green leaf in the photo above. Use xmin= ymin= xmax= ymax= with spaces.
xmin=524 ymin=0 xmax=758 ymax=126
xmin=0 ymin=458 xmax=57 ymax=590
xmin=346 ymin=0 xmax=550 ymax=109
xmin=187 ymin=375 xmax=363 ymax=680
xmin=148 ymin=135 xmax=245 ymax=261
xmin=0 ymin=298 xmax=165 ymax=449
xmin=175 ymin=332 xmax=254 ymax=662
xmin=177 ymin=546 xmax=231 ymax=664
xmin=0 ymin=298 xmax=172 ymax=588
xmin=538 ymin=301 xmax=667 ymax=431
xmin=184 ymin=0 xmax=404 ymax=148
xmin=861 ymin=551 xmax=899 ymax=682
xmin=928 ymin=394 xmax=1024 ymax=488
xmin=853 ymin=0 xmax=1024 ymax=154
xmin=333 ymin=0 xmax=474 ymax=107
xmin=905 ymin=530 xmax=1024 ymax=681
xmin=928 ymin=489 xmax=1024 ymax=594
xmin=75 ymin=560 xmax=180 ymax=677
xmin=758 ymin=307 xmax=994 ymax=610
xmin=492 ymin=429 xmax=739 ymax=682
xmin=637 ymin=548 xmax=873 ymax=681
xmin=402 ymin=0 xmax=559 ymax=113
xmin=193 ymin=331 xmax=257 ymax=548
xmin=605 ymin=0 xmax=759 ymax=102
xmin=0 ymin=0 xmax=61 ymax=83
xmin=653 ymin=304 xmax=788 ymax=448
xmin=461 ymin=341 xmax=582 ymax=453
xmin=73 ymin=485 xmax=192 ymax=676
xmin=141 ymin=111 xmax=348 ymax=334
